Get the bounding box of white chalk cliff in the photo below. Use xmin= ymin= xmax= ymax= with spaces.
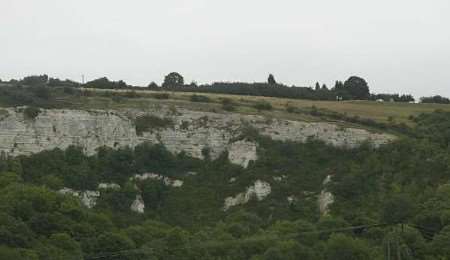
xmin=0 ymin=106 xmax=395 ymax=168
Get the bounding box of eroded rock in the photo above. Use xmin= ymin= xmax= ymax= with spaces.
xmin=227 ymin=140 xmax=257 ymax=168
xmin=58 ymin=188 xmax=100 ymax=209
xmin=0 ymin=107 xmax=395 ymax=168
xmin=318 ymin=175 xmax=334 ymax=216
xmin=223 ymin=180 xmax=271 ymax=211
xmin=130 ymin=194 xmax=145 ymax=213
xmin=98 ymin=183 xmax=121 ymax=189
xmin=131 ymin=173 xmax=184 ymax=187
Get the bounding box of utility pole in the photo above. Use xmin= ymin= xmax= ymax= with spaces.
xmin=82 ymin=74 xmax=85 ymax=84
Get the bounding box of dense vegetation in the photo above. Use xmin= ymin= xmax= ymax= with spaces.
xmin=1 ymin=110 xmax=450 ymax=259
xmin=2 ymin=73 xmax=426 ymax=103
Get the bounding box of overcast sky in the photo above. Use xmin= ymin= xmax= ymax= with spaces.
xmin=1 ymin=0 xmax=449 ymax=98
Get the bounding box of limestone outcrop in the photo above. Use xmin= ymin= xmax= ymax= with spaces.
xmin=223 ymin=180 xmax=272 ymax=211
xmin=58 ymin=188 xmax=100 ymax=209
xmin=0 ymin=106 xmax=395 ymax=167
xmin=131 ymin=173 xmax=184 ymax=187
xmin=318 ymin=175 xmax=334 ymax=216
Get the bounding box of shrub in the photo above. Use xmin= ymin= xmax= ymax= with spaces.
xmin=135 ymin=115 xmax=174 ymax=135
xmin=151 ymin=93 xmax=170 ymax=100
xmin=124 ymin=91 xmax=139 ymax=98
xmin=190 ymin=95 xmax=210 ymax=103
xmin=31 ymin=86 xmax=51 ymax=100
xmin=112 ymin=95 xmax=124 ymax=103
xmin=23 ymin=107 xmax=41 ymax=119
xmin=253 ymin=100 xmax=272 ymax=111
xmin=221 ymin=98 xmax=236 ymax=111
xmin=63 ymin=86 xmax=75 ymax=94
xmin=286 ymin=105 xmax=297 ymax=113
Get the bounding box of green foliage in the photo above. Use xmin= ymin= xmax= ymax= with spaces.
xmin=413 ymin=110 xmax=450 ymax=148
xmin=325 ymin=234 xmax=372 ymax=260
xmin=0 ymin=172 xmax=22 ymax=188
xmin=334 ymin=76 xmax=370 ymax=100
xmin=253 ymin=100 xmax=272 ymax=111
xmin=85 ymin=77 xmax=128 ymax=89
xmin=21 ymin=75 xmax=48 ymax=86
xmin=221 ymin=97 xmax=236 ymax=111
xmin=162 ymin=72 xmax=184 ymax=88
xmin=190 ymin=94 xmax=210 ymax=103
xmin=134 ymin=115 xmax=174 ymax=135
xmin=420 ymin=95 xmax=450 ymax=104
xmin=151 ymin=93 xmax=170 ymax=99
xmin=382 ymin=194 xmax=416 ymax=224
xmin=23 ymin=106 xmax=41 ymax=119
xmin=267 ymin=74 xmax=276 ymax=85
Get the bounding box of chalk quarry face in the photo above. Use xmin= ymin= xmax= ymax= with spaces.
xmin=0 ymin=106 xmax=395 ymax=168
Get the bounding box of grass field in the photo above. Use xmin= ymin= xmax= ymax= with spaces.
xmin=82 ymin=88 xmax=450 ymax=126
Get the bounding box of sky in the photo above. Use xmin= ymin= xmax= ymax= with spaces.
xmin=1 ymin=0 xmax=449 ymax=98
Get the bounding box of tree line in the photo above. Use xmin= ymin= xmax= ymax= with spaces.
xmin=2 ymin=73 xmax=450 ymax=104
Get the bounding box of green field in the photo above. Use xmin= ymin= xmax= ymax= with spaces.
xmin=82 ymin=88 xmax=450 ymax=126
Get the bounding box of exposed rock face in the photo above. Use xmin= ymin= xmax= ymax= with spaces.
xmin=227 ymin=140 xmax=258 ymax=168
xmin=0 ymin=107 xmax=395 ymax=167
xmin=223 ymin=180 xmax=271 ymax=211
xmin=98 ymin=183 xmax=121 ymax=189
xmin=318 ymin=175 xmax=334 ymax=216
xmin=131 ymin=173 xmax=184 ymax=187
xmin=58 ymin=188 xmax=100 ymax=209
xmin=130 ymin=195 xmax=145 ymax=213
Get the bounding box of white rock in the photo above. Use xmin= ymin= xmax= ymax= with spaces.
xmin=0 ymin=107 xmax=394 ymax=168
xmin=318 ymin=191 xmax=334 ymax=216
xmin=229 ymin=177 xmax=237 ymax=183
xmin=58 ymin=188 xmax=99 ymax=209
xmin=171 ymin=180 xmax=184 ymax=187
xmin=287 ymin=195 xmax=296 ymax=204
xmin=132 ymin=173 xmax=183 ymax=188
xmin=227 ymin=140 xmax=258 ymax=168
xmin=318 ymin=175 xmax=334 ymax=215
xmin=273 ymin=175 xmax=287 ymax=182
xmin=80 ymin=191 xmax=100 ymax=209
xmin=223 ymin=180 xmax=271 ymax=211
xmin=322 ymin=175 xmax=332 ymax=185
xmin=130 ymin=194 xmax=145 ymax=213
xmin=98 ymin=183 xmax=121 ymax=189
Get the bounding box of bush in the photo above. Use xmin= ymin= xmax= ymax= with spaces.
xmin=221 ymin=98 xmax=236 ymax=111
xmin=254 ymin=100 xmax=272 ymax=111
xmin=135 ymin=115 xmax=174 ymax=135
xmin=123 ymin=91 xmax=139 ymax=98
xmin=151 ymin=93 xmax=170 ymax=100
xmin=190 ymin=95 xmax=210 ymax=103
xmin=23 ymin=107 xmax=41 ymax=119
xmin=286 ymin=105 xmax=297 ymax=113
xmin=63 ymin=87 xmax=75 ymax=94
xmin=31 ymin=86 xmax=51 ymax=100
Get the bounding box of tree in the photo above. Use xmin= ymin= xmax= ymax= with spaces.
xmin=432 ymin=226 xmax=450 ymax=257
xmin=147 ymin=82 xmax=159 ymax=89
xmin=325 ymin=234 xmax=372 ymax=260
xmin=315 ymin=82 xmax=321 ymax=91
xmin=21 ymin=75 xmax=48 ymax=86
xmin=382 ymin=194 xmax=416 ymax=224
xmin=0 ymin=172 xmax=22 ymax=188
xmin=343 ymin=76 xmax=370 ymax=100
xmin=162 ymin=72 xmax=184 ymax=88
xmin=268 ymin=74 xmax=277 ymax=85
